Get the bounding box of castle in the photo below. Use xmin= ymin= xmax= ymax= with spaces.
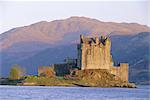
xmin=77 ymin=35 xmax=128 ymax=82
xmin=38 ymin=34 xmax=128 ymax=82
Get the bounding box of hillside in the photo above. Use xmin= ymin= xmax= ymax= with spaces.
xmin=110 ymin=32 xmax=150 ymax=84
xmin=1 ymin=17 xmax=149 ymax=49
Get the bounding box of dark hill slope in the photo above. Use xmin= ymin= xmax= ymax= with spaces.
xmin=110 ymin=32 xmax=150 ymax=84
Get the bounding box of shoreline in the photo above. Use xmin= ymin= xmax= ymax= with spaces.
xmin=0 ymin=83 xmax=137 ymax=88
xmin=0 ymin=84 xmax=137 ymax=88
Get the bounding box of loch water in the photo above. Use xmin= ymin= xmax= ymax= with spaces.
xmin=0 ymin=85 xmax=149 ymax=100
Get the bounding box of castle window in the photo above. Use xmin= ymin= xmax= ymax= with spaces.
xmin=87 ymin=49 xmax=91 ymax=55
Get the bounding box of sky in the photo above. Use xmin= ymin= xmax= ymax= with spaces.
xmin=0 ymin=0 xmax=149 ymax=34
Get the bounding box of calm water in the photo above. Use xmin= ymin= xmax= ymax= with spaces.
xmin=0 ymin=85 xmax=149 ymax=100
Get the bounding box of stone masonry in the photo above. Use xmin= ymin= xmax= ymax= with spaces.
xmin=77 ymin=35 xmax=128 ymax=82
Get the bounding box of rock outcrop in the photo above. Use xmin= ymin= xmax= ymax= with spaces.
xmin=68 ymin=69 xmax=136 ymax=88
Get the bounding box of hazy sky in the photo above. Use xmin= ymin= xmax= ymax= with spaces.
xmin=0 ymin=0 xmax=149 ymax=34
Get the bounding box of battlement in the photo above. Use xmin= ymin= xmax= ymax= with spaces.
xmin=80 ymin=34 xmax=110 ymax=46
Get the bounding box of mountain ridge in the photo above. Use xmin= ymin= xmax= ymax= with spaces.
xmin=1 ymin=16 xmax=150 ymax=49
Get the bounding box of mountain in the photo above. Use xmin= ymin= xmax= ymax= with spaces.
xmin=1 ymin=16 xmax=149 ymax=49
xmin=0 ymin=17 xmax=150 ymax=84
xmin=110 ymin=32 xmax=150 ymax=84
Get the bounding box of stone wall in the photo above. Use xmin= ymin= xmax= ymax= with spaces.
xmin=77 ymin=34 xmax=129 ymax=82
xmin=78 ymin=35 xmax=113 ymax=70
xmin=53 ymin=64 xmax=71 ymax=76
xmin=38 ymin=66 xmax=48 ymax=76
xmin=118 ymin=63 xmax=128 ymax=82
xmin=38 ymin=66 xmax=56 ymax=77
xmin=53 ymin=58 xmax=78 ymax=76
xmin=38 ymin=64 xmax=72 ymax=76
xmin=110 ymin=63 xmax=128 ymax=82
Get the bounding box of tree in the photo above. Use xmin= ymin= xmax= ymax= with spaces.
xmin=9 ymin=64 xmax=25 ymax=80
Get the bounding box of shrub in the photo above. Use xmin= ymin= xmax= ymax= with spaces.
xmin=9 ymin=64 xmax=25 ymax=80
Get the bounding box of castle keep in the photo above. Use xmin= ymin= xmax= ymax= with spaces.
xmin=77 ymin=35 xmax=128 ymax=82
xmin=38 ymin=34 xmax=129 ymax=82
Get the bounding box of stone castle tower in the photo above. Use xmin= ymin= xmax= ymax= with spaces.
xmin=77 ymin=34 xmax=128 ymax=82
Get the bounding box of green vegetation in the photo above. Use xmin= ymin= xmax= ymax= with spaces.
xmin=23 ymin=76 xmax=75 ymax=86
xmin=9 ymin=64 xmax=25 ymax=80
